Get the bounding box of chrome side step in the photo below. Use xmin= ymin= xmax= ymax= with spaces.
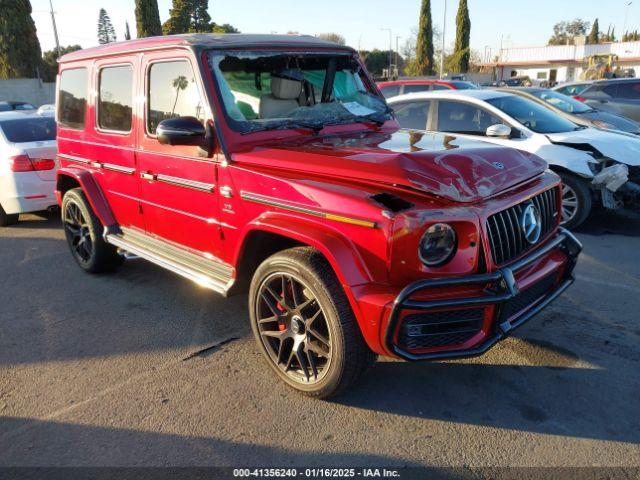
xmin=105 ymin=227 xmax=234 ymax=295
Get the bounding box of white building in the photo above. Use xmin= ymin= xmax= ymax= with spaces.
xmin=481 ymin=40 xmax=640 ymax=84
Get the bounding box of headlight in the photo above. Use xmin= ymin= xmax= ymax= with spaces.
xmin=592 ymin=120 xmax=616 ymax=130
xmin=419 ymin=223 xmax=457 ymax=267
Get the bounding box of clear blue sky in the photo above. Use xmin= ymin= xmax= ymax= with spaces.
xmin=31 ymin=0 xmax=639 ymax=55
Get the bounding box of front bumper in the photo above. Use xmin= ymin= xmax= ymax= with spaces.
xmin=384 ymin=228 xmax=582 ymax=361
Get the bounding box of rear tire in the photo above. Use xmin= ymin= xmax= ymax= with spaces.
xmin=0 ymin=204 xmax=19 ymax=227
xmin=249 ymin=247 xmax=376 ymax=398
xmin=62 ymin=188 xmax=123 ymax=273
xmin=558 ymin=172 xmax=592 ymax=230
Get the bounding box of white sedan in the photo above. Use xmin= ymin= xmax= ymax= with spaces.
xmin=0 ymin=110 xmax=58 ymax=226
xmin=387 ymin=89 xmax=640 ymax=229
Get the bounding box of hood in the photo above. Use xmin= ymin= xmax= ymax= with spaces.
xmin=547 ymin=128 xmax=640 ymax=166
xmin=235 ymin=130 xmax=547 ymax=203
xmin=579 ymin=110 xmax=640 ymax=134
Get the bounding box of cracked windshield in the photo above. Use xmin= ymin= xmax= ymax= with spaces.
xmin=208 ymin=51 xmax=392 ymax=133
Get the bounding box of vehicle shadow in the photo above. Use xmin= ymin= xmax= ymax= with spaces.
xmin=333 ymin=336 xmax=639 ymax=445
xmin=575 ymin=209 xmax=640 ymax=237
xmin=0 ymin=417 xmax=429 ymax=471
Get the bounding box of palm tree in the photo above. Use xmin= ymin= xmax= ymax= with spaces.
xmin=171 ymin=75 xmax=189 ymax=115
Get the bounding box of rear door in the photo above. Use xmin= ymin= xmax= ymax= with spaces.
xmin=136 ymin=52 xmax=223 ymax=259
xmin=613 ymin=81 xmax=640 ymax=122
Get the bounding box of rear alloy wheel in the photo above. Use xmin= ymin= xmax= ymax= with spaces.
xmin=558 ymin=172 xmax=592 ymax=230
xmin=62 ymin=188 xmax=123 ymax=273
xmin=0 ymin=204 xmax=19 ymax=227
xmin=249 ymin=247 xmax=376 ymax=398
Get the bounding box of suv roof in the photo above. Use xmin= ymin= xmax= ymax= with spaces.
xmin=60 ymin=33 xmax=354 ymax=62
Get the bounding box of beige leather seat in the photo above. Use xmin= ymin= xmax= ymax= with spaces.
xmin=259 ymin=76 xmax=302 ymax=119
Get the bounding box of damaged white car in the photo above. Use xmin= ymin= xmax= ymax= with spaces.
xmin=387 ymin=89 xmax=640 ymax=229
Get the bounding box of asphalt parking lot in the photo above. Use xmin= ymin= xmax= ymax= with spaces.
xmin=1 ymin=211 xmax=639 ymax=468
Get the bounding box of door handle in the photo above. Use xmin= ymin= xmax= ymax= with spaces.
xmin=140 ymin=172 xmax=156 ymax=181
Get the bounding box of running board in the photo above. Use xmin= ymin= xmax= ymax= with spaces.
xmin=105 ymin=227 xmax=234 ymax=295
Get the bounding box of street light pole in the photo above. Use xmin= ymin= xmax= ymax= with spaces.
xmin=439 ymin=0 xmax=447 ymax=79
xmin=381 ymin=28 xmax=392 ymax=79
xmin=49 ymin=0 xmax=61 ymax=58
xmin=396 ymin=35 xmax=402 ymax=76
xmin=623 ymin=1 xmax=633 ymax=39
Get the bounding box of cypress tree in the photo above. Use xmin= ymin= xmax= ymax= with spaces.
xmin=453 ymin=0 xmax=471 ymax=73
xmin=588 ymin=18 xmax=599 ymax=44
xmin=124 ymin=21 xmax=131 ymax=40
xmin=163 ymin=0 xmax=192 ymax=34
xmin=135 ymin=0 xmax=162 ymax=37
xmin=97 ymin=8 xmax=117 ymax=44
xmin=0 ymin=0 xmax=43 ymax=79
xmin=415 ymin=0 xmax=435 ymax=76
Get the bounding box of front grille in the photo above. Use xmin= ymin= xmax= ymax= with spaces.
xmin=486 ymin=187 xmax=558 ymax=266
xmin=500 ymin=274 xmax=557 ymax=321
xmin=398 ymin=308 xmax=484 ymax=350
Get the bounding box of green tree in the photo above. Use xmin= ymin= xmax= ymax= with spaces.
xmin=41 ymin=44 xmax=81 ymax=82
xmin=548 ymin=18 xmax=589 ymax=45
xmin=0 ymin=0 xmax=43 ymax=79
xmin=124 ymin=21 xmax=131 ymax=40
xmin=588 ymin=18 xmax=599 ymax=44
xmin=163 ymin=0 xmax=214 ymax=34
xmin=317 ymin=33 xmax=346 ymax=45
xmin=361 ymin=49 xmax=404 ymax=78
xmin=135 ymin=0 xmax=163 ymax=37
xmin=452 ymin=0 xmax=470 ymax=73
xmin=97 ymin=8 xmax=117 ymax=44
xmin=212 ymin=23 xmax=239 ymax=33
xmin=415 ymin=0 xmax=435 ymax=75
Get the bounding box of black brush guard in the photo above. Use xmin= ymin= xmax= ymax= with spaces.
xmin=385 ymin=227 xmax=582 ymax=361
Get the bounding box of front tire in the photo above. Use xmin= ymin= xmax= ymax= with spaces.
xmin=249 ymin=247 xmax=376 ymax=398
xmin=558 ymin=172 xmax=592 ymax=230
xmin=62 ymin=188 xmax=123 ymax=273
xmin=0 ymin=204 xmax=19 ymax=227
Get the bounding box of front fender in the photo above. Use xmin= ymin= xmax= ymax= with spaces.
xmin=533 ymin=144 xmax=596 ymax=178
xmin=56 ymin=167 xmax=117 ymax=227
xmin=235 ymin=212 xmax=374 ymax=287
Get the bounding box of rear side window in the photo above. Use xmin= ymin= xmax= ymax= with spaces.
xmin=616 ymin=82 xmax=640 ymax=99
xmin=98 ymin=65 xmax=133 ymax=132
xmin=404 ymin=84 xmax=431 ymax=94
xmin=58 ymin=68 xmax=87 ymax=129
xmin=0 ymin=117 xmax=56 ymax=143
xmin=380 ymin=85 xmax=400 ymax=98
xmin=147 ymin=60 xmax=204 ymax=134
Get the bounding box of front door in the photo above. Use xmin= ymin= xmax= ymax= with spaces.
xmin=136 ymin=54 xmax=223 ymax=259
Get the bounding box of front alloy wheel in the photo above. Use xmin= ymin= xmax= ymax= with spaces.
xmin=557 ymin=172 xmax=592 ymax=230
xmin=256 ymin=272 xmax=332 ymax=384
xmin=249 ymin=247 xmax=376 ymax=398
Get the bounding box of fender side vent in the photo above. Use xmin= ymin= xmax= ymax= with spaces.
xmin=371 ymin=193 xmax=414 ymax=212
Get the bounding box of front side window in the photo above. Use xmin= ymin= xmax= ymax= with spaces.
xmin=58 ymin=68 xmax=87 ymax=129
xmin=437 ymin=100 xmax=501 ymax=135
xmin=98 ymin=65 xmax=133 ymax=132
xmin=486 ymin=95 xmax=581 ymax=134
xmin=208 ymin=51 xmax=391 ymax=134
xmin=148 ymin=61 xmax=204 ymax=134
xmin=431 ymin=84 xmax=451 ymax=91
xmin=450 ymin=81 xmax=478 ymax=90
xmin=616 ymin=81 xmax=640 ymax=99
xmin=394 ymin=101 xmax=429 ymax=130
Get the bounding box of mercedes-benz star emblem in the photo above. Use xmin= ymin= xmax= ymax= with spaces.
xmin=520 ymin=203 xmax=542 ymax=244
xmin=492 ymin=161 xmax=505 ymax=170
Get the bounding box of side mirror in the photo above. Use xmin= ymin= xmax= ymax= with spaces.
xmin=156 ymin=116 xmax=205 ymax=146
xmin=486 ymin=124 xmax=512 ymax=138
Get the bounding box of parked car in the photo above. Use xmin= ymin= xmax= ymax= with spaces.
xmin=0 ymin=110 xmax=58 ymax=226
xmin=377 ymin=79 xmax=478 ymax=98
xmin=554 ymin=78 xmax=640 ymax=122
xmin=387 ymin=90 xmax=640 ymax=229
xmin=496 ymin=87 xmax=640 ymax=135
xmin=0 ymin=101 xmax=37 ymax=112
xmin=498 ymin=76 xmax=533 ymax=87
xmin=55 ymin=34 xmax=581 ymax=397
xmin=553 ymin=81 xmax=594 ymax=98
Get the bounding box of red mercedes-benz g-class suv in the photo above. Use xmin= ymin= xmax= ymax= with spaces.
xmin=55 ymin=34 xmax=581 ymax=397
